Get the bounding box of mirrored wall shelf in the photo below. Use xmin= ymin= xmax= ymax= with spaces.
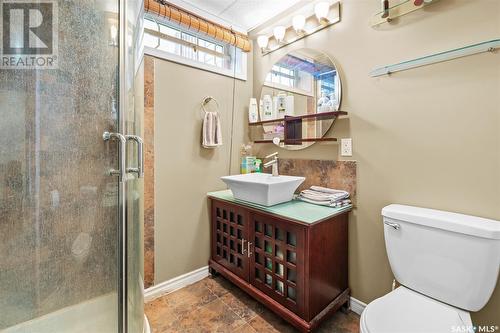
xmin=249 ymin=111 xmax=348 ymax=126
xmin=254 ymin=138 xmax=338 ymax=144
xmin=370 ymin=0 xmax=439 ymax=27
xmin=370 ymin=39 xmax=500 ymax=77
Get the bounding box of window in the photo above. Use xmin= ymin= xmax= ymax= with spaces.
xmin=143 ymin=14 xmax=247 ymax=80
xmin=316 ymin=71 xmax=339 ymax=105
xmin=266 ymin=65 xmax=296 ymax=88
xmin=264 ymin=64 xmax=313 ymax=96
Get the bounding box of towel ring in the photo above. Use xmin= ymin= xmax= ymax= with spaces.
xmin=201 ymin=96 xmax=220 ymax=114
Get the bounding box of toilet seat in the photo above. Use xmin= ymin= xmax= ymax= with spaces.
xmin=360 ymin=286 xmax=472 ymax=333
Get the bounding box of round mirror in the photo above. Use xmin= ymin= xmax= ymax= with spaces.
xmin=259 ymin=48 xmax=342 ymax=150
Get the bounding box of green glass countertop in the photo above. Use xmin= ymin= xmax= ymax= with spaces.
xmin=207 ymin=190 xmax=352 ymax=224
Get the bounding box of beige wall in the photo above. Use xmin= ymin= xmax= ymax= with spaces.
xmin=153 ymin=56 xmax=253 ymax=283
xmin=252 ymin=0 xmax=500 ymax=325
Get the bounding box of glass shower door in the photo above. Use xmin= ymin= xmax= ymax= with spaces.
xmin=0 ymin=0 xmax=143 ymax=332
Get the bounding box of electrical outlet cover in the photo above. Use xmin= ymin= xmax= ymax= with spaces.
xmin=341 ymin=138 xmax=352 ymax=157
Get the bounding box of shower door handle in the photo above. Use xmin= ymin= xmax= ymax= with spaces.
xmin=103 ymin=131 xmax=127 ymax=182
xmin=125 ymin=135 xmax=144 ymax=178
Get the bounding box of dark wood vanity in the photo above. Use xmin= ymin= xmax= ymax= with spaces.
xmin=208 ymin=191 xmax=351 ymax=332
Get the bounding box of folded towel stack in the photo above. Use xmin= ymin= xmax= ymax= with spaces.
xmin=298 ymin=186 xmax=351 ymax=208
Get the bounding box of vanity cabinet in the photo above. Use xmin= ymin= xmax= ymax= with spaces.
xmin=208 ymin=191 xmax=351 ymax=333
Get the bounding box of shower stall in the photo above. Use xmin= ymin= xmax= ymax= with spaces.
xmin=0 ymin=0 xmax=145 ymax=332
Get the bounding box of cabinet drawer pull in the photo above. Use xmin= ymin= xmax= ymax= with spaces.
xmin=247 ymin=242 xmax=253 ymax=257
xmin=241 ymin=239 xmax=246 ymax=255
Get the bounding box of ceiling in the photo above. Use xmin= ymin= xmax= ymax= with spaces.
xmin=168 ymin=0 xmax=302 ymax=33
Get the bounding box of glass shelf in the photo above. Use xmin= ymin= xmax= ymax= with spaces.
xmin=370 ymin=0 xmax=439 ymax=27
xmin=371 ymin=39 xmax=500 ymax=77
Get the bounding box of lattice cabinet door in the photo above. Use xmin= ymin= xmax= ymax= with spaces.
xmin=211 ymin=200 xmax=249 ymax=280
xmin=249 ymin=212 xmax=305 ymax=316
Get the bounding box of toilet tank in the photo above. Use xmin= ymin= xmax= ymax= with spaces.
xmin=382 ymin=204 xmax=500 ymax=311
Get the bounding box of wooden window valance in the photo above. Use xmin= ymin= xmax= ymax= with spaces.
xmin=144 ymin=0 xmax=251 ymax=53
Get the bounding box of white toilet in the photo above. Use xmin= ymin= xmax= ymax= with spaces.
xmin=360 ymin=204 xmax=500 ymax=333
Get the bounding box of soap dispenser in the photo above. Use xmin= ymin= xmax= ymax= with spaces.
xmin=262 ymin=94 xmax=274 ymax=120
xmin=276 ymin=92 xmax=287 ymax=118
xmin=248 ymin=98 xmax=259 ymax=123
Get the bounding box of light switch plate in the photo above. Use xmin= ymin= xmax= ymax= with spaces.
xmin=341 ymin=138 xmax=352 ymax=157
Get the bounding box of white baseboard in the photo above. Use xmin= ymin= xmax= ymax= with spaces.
xmin=143 ymin=266 xmax=367 ymax=316
xmin=350 ymin=296 xmax=367 ymax=315
xmin=144 ymin=266 xmax=209 ymax=302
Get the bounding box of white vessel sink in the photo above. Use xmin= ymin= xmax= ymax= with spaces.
xmin=221 ymin=173 xmax=305 ymax=206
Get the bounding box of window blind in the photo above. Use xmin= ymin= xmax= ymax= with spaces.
xmin=144 ymin=0 xmax=251 ymax=52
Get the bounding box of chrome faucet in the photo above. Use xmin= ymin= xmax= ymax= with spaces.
xmin=264 ymin=152 xmax=279 ymax=176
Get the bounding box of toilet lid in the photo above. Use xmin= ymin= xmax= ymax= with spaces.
xmin=362 ymin=286 xmax=472 ymax=333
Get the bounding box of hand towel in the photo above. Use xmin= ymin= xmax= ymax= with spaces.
xmin=202 ymin=111 xmax=222 ymax=148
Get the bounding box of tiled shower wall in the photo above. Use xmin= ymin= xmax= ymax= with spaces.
xmin=144 ymin=56 xmax=155 ymax=288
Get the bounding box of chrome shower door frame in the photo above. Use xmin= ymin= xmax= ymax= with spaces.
xmin=118 ymin=0 xmax=145 ymax=332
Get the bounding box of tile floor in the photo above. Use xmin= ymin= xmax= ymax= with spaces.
xmin=145 ymin=275 xmax=360 ymax=333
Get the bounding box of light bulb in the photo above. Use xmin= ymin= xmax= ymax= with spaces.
xmin=292 ymin=15 xmax=306 ymax=33
xmin=257 ymin=35 xmax=269 ymax=49
xmin=273 ymin=26 xmax=286 ymax=43
xmin=314 ymin=2 xmax=330 ymax=22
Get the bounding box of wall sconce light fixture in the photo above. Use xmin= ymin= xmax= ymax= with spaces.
xmin=253 ymin=0 xmax=340 ymax=56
